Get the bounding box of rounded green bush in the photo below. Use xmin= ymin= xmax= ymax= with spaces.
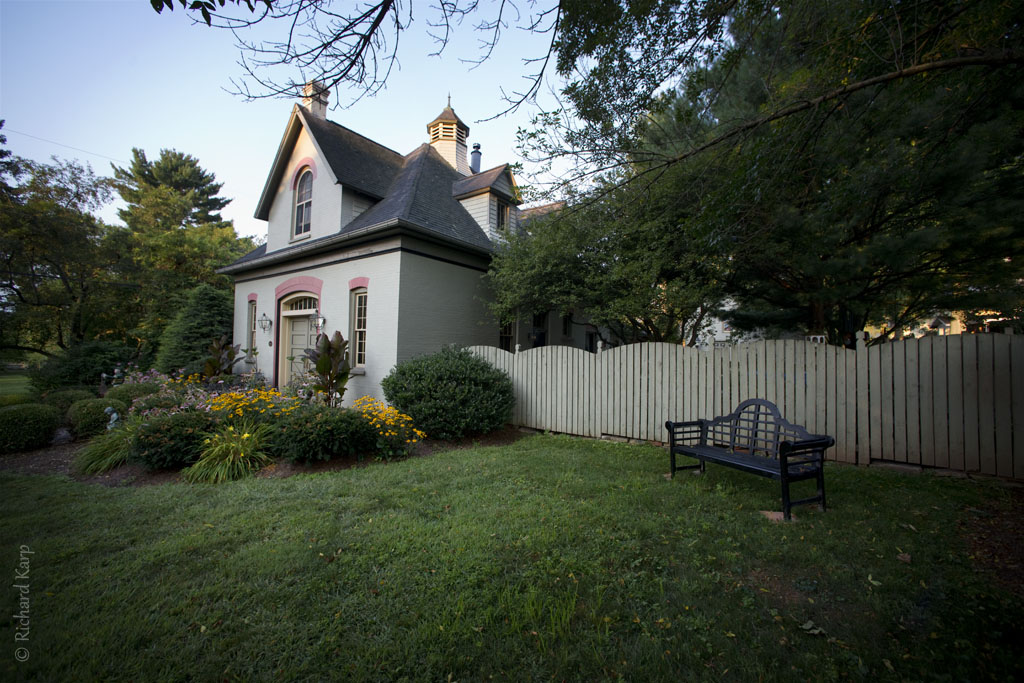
xmin=381 ymin=346 xmax=514 ymax=440
xmin=268 ymin=404 xmax=376 ymax=463
xmin=42 ymin=389 xmax=97 ymax=418
xmin=67 ymin=398 xmax=129 ymax=438
xmin=132 ymin=411 xmax=219 ymax=470
xmin=103 ymin=382 xmax=160 ymax=405
xmin=0 ymin=403 xmax=60 ymax=454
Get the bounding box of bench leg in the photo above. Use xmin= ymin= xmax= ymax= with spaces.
xmin=816 ymin=466 xmax=826 ymax=512
xmin=781 ymin=479 xmax=792 ymax=521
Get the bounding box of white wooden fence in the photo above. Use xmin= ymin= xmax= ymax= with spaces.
xmin=469 ymin=333 xmax=1024 ymax=478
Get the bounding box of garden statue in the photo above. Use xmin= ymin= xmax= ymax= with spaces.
xmin=104 ymin=406 xmax=121 ymax=431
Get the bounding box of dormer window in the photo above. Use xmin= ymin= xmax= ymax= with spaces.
xmin=294 ymin=169 xmax=313 ymax=238
xmin=496 ymin=200 xmax=510 ymax=233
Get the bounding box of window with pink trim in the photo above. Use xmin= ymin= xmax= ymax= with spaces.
xmin=351 ymin=288 xmax=367 ymax=366
xmin=294 ymin=169 xmax=312 ymax=237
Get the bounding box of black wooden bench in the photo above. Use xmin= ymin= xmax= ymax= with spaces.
xmin=665 ymin=399 xmax=835 ymax=520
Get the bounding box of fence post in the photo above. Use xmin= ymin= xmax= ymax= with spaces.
xmin=855 ymin=331 xmax=870 ymax=466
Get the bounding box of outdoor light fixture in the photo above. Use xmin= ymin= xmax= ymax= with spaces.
xmin=258 ymin=313 xmax=273 ymax=332
xmin=311 ymin=308 xmax=326 ymax=333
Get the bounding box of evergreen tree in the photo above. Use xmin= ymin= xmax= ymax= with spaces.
xmin=112 ymin=148 xmax=229 ymax=229
xmin=110 ymin=148 xmax=254 ymax=349
xmin=154 ymin=284 xmax=234 ymax=374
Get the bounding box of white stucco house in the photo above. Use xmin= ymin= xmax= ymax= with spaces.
xmin=221 ymin=84 xmax=592 ymax=401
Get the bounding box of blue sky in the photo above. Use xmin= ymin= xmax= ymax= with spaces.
xmin=0 ymin=0 xmax=560 ymax=238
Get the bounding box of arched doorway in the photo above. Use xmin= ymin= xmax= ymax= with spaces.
xmin=279 ymin=293 xmax=319 ymax=386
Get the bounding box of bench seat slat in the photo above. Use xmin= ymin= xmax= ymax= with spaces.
xmin=671 ymin=444 xmax=821 ymax=479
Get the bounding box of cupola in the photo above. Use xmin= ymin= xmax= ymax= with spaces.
xmin=427 ymin=98 xmax=470 ymax=175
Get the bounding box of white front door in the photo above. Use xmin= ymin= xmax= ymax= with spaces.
xmin=284 ymin=316 xmax=317 ymax=385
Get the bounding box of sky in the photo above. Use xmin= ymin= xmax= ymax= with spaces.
xmin=0 ymin=0 xmax=562 ymax=239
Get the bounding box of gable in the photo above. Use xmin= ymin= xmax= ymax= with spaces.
xmin=254 ymin=106 xmax=404 ymax=221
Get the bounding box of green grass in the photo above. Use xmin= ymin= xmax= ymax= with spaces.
xmin=1 ymin=434 xmax=1020 ymax=681
xmin=0 ymin=373 xmax=31 ymax=396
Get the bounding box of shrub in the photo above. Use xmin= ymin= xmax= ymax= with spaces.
xmin=133 ymin=411 xmax=219 ymax=470
xmin=183 ymin=421 xmax=274 ymax=484
xmin=131 ymin=390 xmax=186 ymax=416
xmin=103 ymin=382 xmax=160 ymax=405
xmin=155 ymin=284 xmax=233 ymax=374
xmin=42 ymin=389 xmax=97 ymax=417
xmin=381 ymin=346 xmax=514 ymax=439
xmin=353 ymin=396 xmax=426 ymax=460
xmin=74 ymin=416 xmax=144 ymax=474
xmin=30 ymin=341 xmax=138 ymax=392
xmin=67 ymin=398 xmax=129 ymax=438
xmin=269 ymin=404 xmax=375 ymax=463
xmin=0 ymin=404 xmax=60 ymax=454
xmin=0 ymin=394 xmax=36 ymax=408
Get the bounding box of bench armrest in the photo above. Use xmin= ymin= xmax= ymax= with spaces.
xmin=665 ymin=420 xmax=706 ymax=447
xmin=779 ymin=435 xmax=835 ymax=467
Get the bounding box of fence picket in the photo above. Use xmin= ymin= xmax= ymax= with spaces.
xmin=978 ymin=335 xmax=996 ymax=475
xmin=994 ymin=335 xmax=1013 ymax=478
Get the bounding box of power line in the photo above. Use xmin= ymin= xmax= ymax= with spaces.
xmin=3 ymin=128 xmax=128 ymax=164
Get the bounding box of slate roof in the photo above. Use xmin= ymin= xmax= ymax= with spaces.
xmin=342 ymin=144 xmax=493 ymax=251
xmin=452 ymin=164 xmax=513 ymax=200
xmin=223 ymin=113 xmax=501 ymax=274
xmin=426 ymin=104 xmax=468 ymax=132
xmin=302 ymin=114 xmax=404 ymax=200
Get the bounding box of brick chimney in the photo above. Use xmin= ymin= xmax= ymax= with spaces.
xmin=301 ymin=80 xmax=329 ymax=118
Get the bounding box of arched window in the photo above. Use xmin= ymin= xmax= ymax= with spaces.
xmin=294 ymin=169 xmax=312 ymax=237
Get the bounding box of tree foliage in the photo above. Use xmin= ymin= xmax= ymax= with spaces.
xmin=1 ymin=133 xmax=252 ymax=366
xmin=155 ymin=284 xmax=235 ymax=374
xmin=111 ymin=148 xmax=254 ymax=345
xmin=493 ymin=1 xmax=1023 ymax=345
xmin=489 ymin=167 xmax=726 ymax=345
xmin=647 ymin=0 xmax=1024 ymax=343
xmin=0 ymin=152 xmax=130 ymax=356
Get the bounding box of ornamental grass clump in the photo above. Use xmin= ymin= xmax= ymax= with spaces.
xmin=353 ymin=396 xmax=426 ymax=460
xmin=74 ymin=415 xmax=144 ymax=474
xmin=182 ymin=421 xmax=274 ymax=484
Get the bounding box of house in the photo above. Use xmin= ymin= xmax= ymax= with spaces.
xmin=221 ymin=83 xmax=565 ymax=401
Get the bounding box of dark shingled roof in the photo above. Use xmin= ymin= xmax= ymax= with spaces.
xmin=342 ymin=144 xmax=493 ymax=251
xmin=230 ymin=242 xmax=268 ymax=266
xmin=452 ymin=164 xmax=512 ymax=200
xmin=426 ymin=105 xmax=468 ymax=132
xmin=303 ymin=114 xmax=404 ymax=200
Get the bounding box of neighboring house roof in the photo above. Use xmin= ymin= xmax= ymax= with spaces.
xmin=452 ymin=164 xmax=517 ymax=202
xmin=519 ymin=200 xmax=566 ymax=225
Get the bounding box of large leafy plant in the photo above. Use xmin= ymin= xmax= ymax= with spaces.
xmin=302 ymin=330 xmax=351 ymax=407
xmin=202 ymin=334 xmax=243 ymax=378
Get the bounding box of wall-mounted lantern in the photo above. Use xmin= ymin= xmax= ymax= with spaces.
xmin=258 ymin=313 xmax=273 ymax=332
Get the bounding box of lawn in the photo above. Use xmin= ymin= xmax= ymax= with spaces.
xmin=1 ymin=434 xmax=1020 ymax=681
xmin=0 ymin=373 xmax=31 ymax=396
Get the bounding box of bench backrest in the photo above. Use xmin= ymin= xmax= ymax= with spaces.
xmin=705 ymin=399 xmax=813 ymax=458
